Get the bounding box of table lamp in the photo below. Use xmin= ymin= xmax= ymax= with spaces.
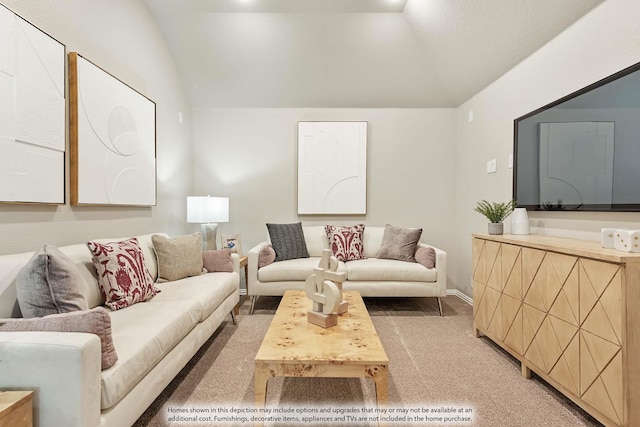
xmin=187 ymin=196 xmax=229 ymax=250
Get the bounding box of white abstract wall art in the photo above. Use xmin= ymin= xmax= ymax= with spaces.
xmin=69 ymin=52 xmax=157 ymax=206
xmin=298 ymin=121 xmax=367 ymax=215
xmin=0 ymin=4 xmax=65 ymax=204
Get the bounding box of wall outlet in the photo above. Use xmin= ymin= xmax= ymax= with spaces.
xmin=468 ymin=111 xmax=473 ymax=123
xmin=487 ymin=159 xmax=497 ymax=173
xmin=178 ymin=111 xmax=183 ymax=124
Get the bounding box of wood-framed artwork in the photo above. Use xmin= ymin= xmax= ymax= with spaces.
xmin=221 ymin=234 xmax=242 ymax=255
xmin=297 ymin=121 xmax=367 ymax=214
xmin=68 ymin=52 xmax=157 ymax=206
xmin=0 ymin=4 xmax=65 ymax=204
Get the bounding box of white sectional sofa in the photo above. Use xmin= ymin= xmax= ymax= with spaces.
xmin=247 ymin=225 xmax=447 ymax=315
xmin=0 ymin=233 xmax=239 ymax=427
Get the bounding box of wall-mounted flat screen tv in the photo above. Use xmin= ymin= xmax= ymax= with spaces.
xmin=514 ymin=61 xmax=640 ymax=211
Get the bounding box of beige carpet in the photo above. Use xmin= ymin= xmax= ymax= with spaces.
xmin=133 ymin=295 xmax=601 ymax=426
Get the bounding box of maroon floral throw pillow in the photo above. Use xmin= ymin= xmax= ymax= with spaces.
xmin=87 ymin=237 xmax=159 ymax=310
xmin=324 ymin=224 xmax=365 ymax=262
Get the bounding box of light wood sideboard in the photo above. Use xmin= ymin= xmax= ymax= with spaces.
xmin=471 ymin=233 xmax=640 ymax=427
xmin=0 ymin=391 xmax=33 ymax=427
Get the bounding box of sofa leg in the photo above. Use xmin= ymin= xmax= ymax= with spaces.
xmin=230 ymin=311 xmax=237 ymax=325
xmin=250 ymin=296 xmax=257 ymax=315
xmin=437 ymin=297 xmax=444 ymax=317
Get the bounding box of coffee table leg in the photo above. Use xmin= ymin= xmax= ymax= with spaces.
xmin=366 ymin=364 xmax=389 ymax=406
xmin=254 ymin=364 xmax=270 ymax=427
xmin=367 ymin=364 xmax=389 ymax=427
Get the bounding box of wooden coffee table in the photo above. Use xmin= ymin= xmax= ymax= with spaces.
xmin=254 ymin=290 xmax=389 ymax=410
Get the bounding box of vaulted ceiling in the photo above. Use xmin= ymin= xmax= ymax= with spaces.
xmin=144 ymin=0 xmax=603 ymax=108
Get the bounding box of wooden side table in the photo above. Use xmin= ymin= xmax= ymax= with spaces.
xmin=234 ymin=256 xmax=248 ymax=315
xmin=0 ymin=391 xmax=33 ymax=427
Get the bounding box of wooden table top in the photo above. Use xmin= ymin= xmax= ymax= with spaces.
xmin=255 ymin=290 xmax=388 ymax=366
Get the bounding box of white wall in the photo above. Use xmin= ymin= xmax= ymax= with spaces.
xmin=453 ymin=0 xmax=640 ymax=296
xmin=0 ymin=0 xmax=192 ymax=255
xmin=192 ymin=108 xmax=457 ymax=271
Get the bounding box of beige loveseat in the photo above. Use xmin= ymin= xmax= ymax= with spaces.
xmin=0 ymin=233 xmax=239 ymax=427
xmin=247 ymin=225 xmax=447 ymax=315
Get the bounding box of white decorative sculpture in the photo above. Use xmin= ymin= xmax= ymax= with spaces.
xmin=613 ymin=229 xmax=640 ymax=253
xmin=317 ymin=249 xmax=349 ymax=314
xmin=601 ymin=228 xmax=616 ymax=248
xmin=304 ymin=250 xmax=348 ymax=328
xmin=602 ymin=228 xmax=640 ymax=253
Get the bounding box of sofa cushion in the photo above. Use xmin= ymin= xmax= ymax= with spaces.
xmin=258 ymin=257 xmax=347 ymax=282
xmin=15 ymin=244 xmax=89 ymax=318
xmin=415 ymin=246 xmax=436 ymax=269
xmin=0 ymin=307 xmax=117 ymax=370
xmin=325 ymin=224 xmax=365 ymax=261
xmin=87 ymin=238 xmax=159 ymax=310
xmin=376 ymin=224 xmax=422 ymax=262
xmin=152 ymin=233 xmax=204 ymax=281
xmin=202 ymin=249 xmax=233 ymax=273
xmin=267 ymin=222 xmax=309 ymax=261
xmin=346 ymin=258 xmax=436 ymax=282
xmin=152 ymin=273 xmax=238 ymax=322
xmin=101 ymin=299 xmax=200 ymax=409
xmin=303 ymin=226 xmax=330 ymax=257
xmin=362 ymin=227 xmax=385 ymax=258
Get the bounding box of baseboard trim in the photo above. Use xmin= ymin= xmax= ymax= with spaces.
xmin=448 ymin=289 xmax=473 ymax=305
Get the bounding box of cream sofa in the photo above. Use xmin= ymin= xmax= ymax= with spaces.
xmin=0 ymin=233 xmax=240 ymax=427
xmin=248 ymin=226 xmax=447 ymax=315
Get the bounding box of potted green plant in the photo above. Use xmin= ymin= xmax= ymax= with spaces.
xmin=474 ymin=199 xmax=517 ymax=235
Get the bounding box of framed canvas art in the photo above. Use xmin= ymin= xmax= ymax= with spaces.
xmin=297 ymin=121 xmax=367 ymax=214
xmin=0 ymin=5 xmax=65 ymax=204
xmin=68 ymin=52 xmax=156 ymax=206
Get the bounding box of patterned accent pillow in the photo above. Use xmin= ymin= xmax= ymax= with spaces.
xmin=16 ymin=244 xmax=88 ymax=318
xmin=0 ymin=307 xmax=118 ymax=370
xmin=415 ymin=246 xmax=436 ymax=269
xmin=87 ymin=238 xmax=159 ymax=310
xmin=202 ymin=249 xmax=233 ymax=273
xmin=258 ymin=244 xmax=276 ymax=268
xmin=376 ymin=224 xmax=423 ymax=262
xmin=324 ymin=224 xmax=365 ymax=261
xmin=266 ymin=223 xmax=309 ymax=261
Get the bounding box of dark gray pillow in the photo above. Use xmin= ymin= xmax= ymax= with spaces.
xmin=16 ymin=245 xmax=88 ymax=318
xmin=267 ymin=222 xmax=309 ymax=261
xmin=376 ymin=224 xmax=423 ymax=262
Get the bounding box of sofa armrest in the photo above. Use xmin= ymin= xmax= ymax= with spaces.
xmin=418 ymin=243 xmax=447 ymax=297
xmin=247 ymin=241 xmax=270 ymax=296
xmin=0 ymin=331 xmax=102 ymax=427
xmin=231 ymin=253 xmax=240 ymax=273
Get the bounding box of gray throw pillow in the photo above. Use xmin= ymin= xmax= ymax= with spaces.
xmin=152 ymin=233 xmax=204 ymax=281
xmin=16 ymin=244 xmax=89 ymax=318
xmin=266 ymin=222 xmax=309 ymax=261
xmin=0 ymin=307 xmax=118 ymax=370
xmin=376 ymin=224 xmax=423 ymax=262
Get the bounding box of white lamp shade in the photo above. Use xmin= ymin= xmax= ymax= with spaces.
xmin=187 ymin=196 xmax=229 ymax=223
